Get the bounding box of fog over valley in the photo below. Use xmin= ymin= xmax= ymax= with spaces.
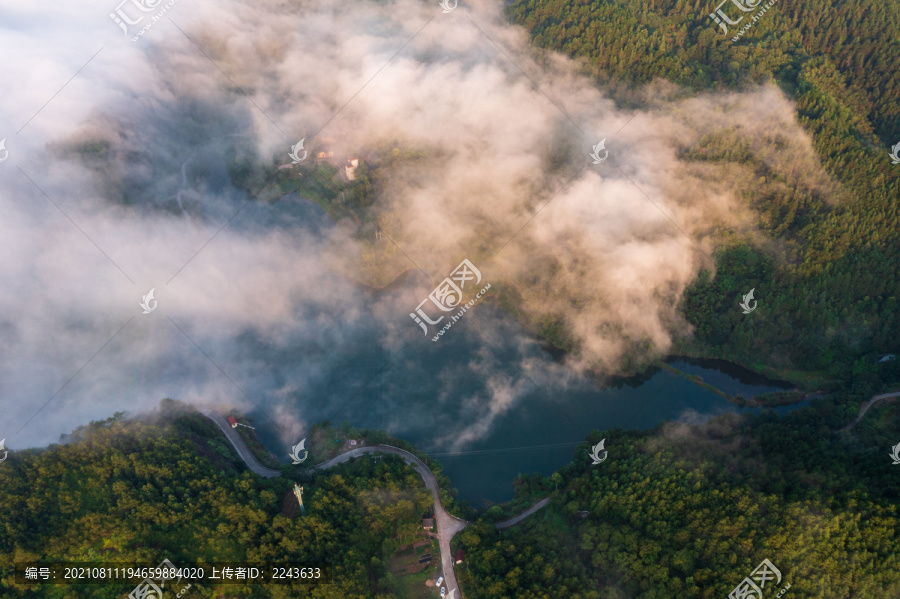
xmin=0 ymin=0 xmax=839 ymax=452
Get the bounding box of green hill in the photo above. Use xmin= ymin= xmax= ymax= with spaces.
xmin=508 ymin=0 xmax=900 ymax=387
xmin=0 ymin=400 xmax=433 ymax=599
xmin=457 ymin=395 xmax=900 ymax=598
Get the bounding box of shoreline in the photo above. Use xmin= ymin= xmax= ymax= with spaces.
xmin=288 ymin=192 xmax=822 ymax=409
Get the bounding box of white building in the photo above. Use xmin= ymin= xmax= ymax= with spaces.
xmin=345 ymin=158 xmax=359 ymax=181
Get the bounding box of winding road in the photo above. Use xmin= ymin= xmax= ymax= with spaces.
xmin=842 ymin=391 xmax=900 ymax=431
xmin=199 ymin=408 xmax=552 ymax=598
xmin=199 ymin=387 xmax=900 ymax=598
xmin=198 ymin=408 xmax=281 ymax=478
xmin=495 ymin=497 xmax=552 ymax=530
xmin=313 ymin=445 xmax=469 ymax=598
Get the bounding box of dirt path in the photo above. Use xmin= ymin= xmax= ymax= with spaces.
xmin=842 ymin=391 xmax=900 ymax=431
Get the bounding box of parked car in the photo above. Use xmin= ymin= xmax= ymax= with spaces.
xmin=436 ymin=576 xmax=444 ymax=586
xmin=440 ymin=586 xmax=446 ymax=598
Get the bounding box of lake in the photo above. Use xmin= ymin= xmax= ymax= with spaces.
xmin=6 ymin=187 xmax=797 ymax=507
xmin=240 ymin=196 xmax=799 ymax=506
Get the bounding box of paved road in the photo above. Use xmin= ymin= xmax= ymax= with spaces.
xmin=196 ymin=416 xmax=553 ymax=598
xmin=314 ymin=445 xmax=469 ymax=598
xmin=198 ymin=408 xmax=281 ymax=478
xmin=495 ymin=497 xmax=551 ymax=530
xmin=842 ymin=391 xmax=900 ymax=431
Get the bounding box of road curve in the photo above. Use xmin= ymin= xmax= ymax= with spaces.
xmin=495 ymin=497 xmax=552 ymax=530
xmin=313 ymin=445 xmax=469 ymax=598
xmin=195 ymin=414 xmax=553 ymax=598
xmin=198 ymin=408 xmax=281 ymax=478
xmin=842 ymin=391 xmax=900 ymax=431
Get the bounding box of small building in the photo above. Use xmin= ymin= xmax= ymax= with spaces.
xmin=879 ymin=354 xmax=896 ymax=363
xmin=227 ymin=416 xmax=238 ymax=428
xmin=317 ymin=151 xmax=334 ymax=159
xmin=423 ymin=517 xmax=435 ymax=530
xmin=345 ymin=158 xmax=359 ymax=181
xmin=454 ymin=549 xmax=465 ymax=564
xmin=349 ymin=439 xmax=358 ymax=446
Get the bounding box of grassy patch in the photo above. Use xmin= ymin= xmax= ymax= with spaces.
xmin=391 ymin=565 xmax=442 ymax=599
xmin=657 ymin=361 xmax=735 ymax=401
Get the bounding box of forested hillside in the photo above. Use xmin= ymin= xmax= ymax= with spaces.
xmin=0 ymin=400 xmax=433 ymax=599
xmin=508 ymin=0 xmax=900 ymax=386
xmin=457 ymin=397 xmax=900 ymax=598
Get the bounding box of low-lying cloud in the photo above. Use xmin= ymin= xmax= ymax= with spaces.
xmin=0 ymin=0 xmax=835 ymax=455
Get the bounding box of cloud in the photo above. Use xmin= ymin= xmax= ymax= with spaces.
xmin=0 ymin=0 xmax=834 ymax=453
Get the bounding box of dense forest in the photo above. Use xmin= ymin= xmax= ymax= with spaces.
xmin=456 ymin=395 xmax=900 ymax=598
xmin=7 ymin=391 xmax=898 ymax=598
xmin=226 ymin=0 xmax=900 ymax=393
xmin=506 ymin=0 xmax=900 ymax=388
xmin=42 ymin=1 xmax=899 ymax=597
xmin=5 ymin=387 xmax=900 ymax=598
xmin=0 ymin=400 xmax=436 ymax=599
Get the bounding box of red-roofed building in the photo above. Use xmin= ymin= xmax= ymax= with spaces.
xmin=227 ymin=416 xmax=238 ymax=428
xmin=455 ymin=549 xmax=465 ymax=564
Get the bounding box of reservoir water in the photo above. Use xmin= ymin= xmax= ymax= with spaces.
xmin=242 ymin=196 xmax=798 ymax=506
xmin=7 ymin=187 xmax=799 ymax=508
xmin=250 ymin=312 xmax=797 ymax=505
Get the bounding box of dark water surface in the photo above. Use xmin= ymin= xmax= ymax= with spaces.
xmin=235 ymin=196 xmax=804 ymax=506
xmin=667 ymin=356 xmax=794 ymax=397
